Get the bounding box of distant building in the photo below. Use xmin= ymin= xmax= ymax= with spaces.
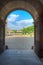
xmin=16 ymin=30 xmax=22 ymax=33
xmin=5 ymin=23 xmax=14 ymax=36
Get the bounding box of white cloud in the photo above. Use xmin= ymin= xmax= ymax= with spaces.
xmin=16 ymin=19 xmax=33 ymax=25
xmin=7 ymin=18 xmax=34 ymax=30
xmin=7 ymin=22 xmax=22 ymax=30
xmin=6 ymin=14 xmax=19 ymax=22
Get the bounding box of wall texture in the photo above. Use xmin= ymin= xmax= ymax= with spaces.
xmin=0 ymin=0 xmax=43 ymax=58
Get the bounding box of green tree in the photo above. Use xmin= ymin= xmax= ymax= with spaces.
xmin=22 ymin=25 xmax=34 ymax=34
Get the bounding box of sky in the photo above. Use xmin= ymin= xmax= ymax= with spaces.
xmin=6 ymin=10 xmax=34 ymax=30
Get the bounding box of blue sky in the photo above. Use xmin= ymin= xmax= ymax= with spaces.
xmin=6 ymin=10 xmax=34 ymax=30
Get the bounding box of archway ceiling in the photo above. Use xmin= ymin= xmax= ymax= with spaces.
xmin=0 ymin=0 xmax=43 ymax=21
xmin=0 ymin=0 xmax=43 ymax=10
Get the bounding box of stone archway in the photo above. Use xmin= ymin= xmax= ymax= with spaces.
xmin=0 ymin=0 xmax=43 ymax=57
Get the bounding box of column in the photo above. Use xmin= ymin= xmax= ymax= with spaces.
xmin=0 ymin=19 xmax=5 ymax=54
xmin=39 ymin=17 xmax=43 ymax=58
xmin=34 ymin=19 xmax=40 ymax=57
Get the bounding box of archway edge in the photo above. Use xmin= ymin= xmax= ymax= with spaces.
xmin=1 ymin=0 xmax=42 ymax=21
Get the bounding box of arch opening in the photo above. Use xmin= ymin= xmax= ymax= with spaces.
xmin=5 ymin=9 xmax=34 ymax=50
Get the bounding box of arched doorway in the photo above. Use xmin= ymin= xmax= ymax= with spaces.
xmin=0 ymin=0 xmax=43 ymax=57
xmin=5 ymin=9 xmax=34 ymax=50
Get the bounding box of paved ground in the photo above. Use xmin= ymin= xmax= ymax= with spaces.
xmin=5 ymin=37 xmax=34 ymax=49
xmin=0 ymin=50 xmax=43 ymax=65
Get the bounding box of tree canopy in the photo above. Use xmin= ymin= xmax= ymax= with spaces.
xmin=12 ymin=25 xmax=34 ymax=34
xmin=22 ymin=25 xmax=34 ymax=34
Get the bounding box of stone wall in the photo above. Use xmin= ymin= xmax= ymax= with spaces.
xmin=0 ymin=0 xmax=43 ymax=58
xmin=0 ymin=19 xmax=5 ymax=53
